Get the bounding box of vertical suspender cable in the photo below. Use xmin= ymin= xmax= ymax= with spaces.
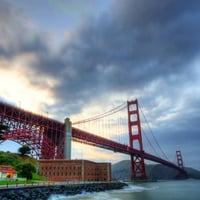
xmin=138 ymin=103 xmax=169 ymax=160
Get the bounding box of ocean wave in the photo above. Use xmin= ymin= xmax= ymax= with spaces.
xmin=48 ymin=184 xmax=159 ymax=200
xmin=92 ymin=192 xmax=121 ymax=200
xmin=49 ymin=193 xmax=89 ymax=200
xmin=48 ymin=192 xmax=120 ymax=200
xmin=112 ymin=184 xmax=159 ymax=194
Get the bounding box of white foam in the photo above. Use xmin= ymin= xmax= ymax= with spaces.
xmin=49 ymin=191 xmax=120 ymax=200
xmin=48 ymin=194 xmax=68 ymax=200
xmin=48 ymin=184 xmax=159 ymax=200
xmin=92 ymin=192 xmax=121 ymax=200
xmin=123 ymin=185 xmax=146 ymax=192
xmin=111 ymin=184 xmax=159 ymax=194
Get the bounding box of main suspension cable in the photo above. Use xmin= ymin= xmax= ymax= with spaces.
xmin=73 ymin=102 xmax=126 ymax=125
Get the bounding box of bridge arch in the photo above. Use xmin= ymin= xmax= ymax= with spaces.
xmin=0 ymin=101 xmax=65 ymax=159
xmin=0 ymin=129 xmax=55 ymax=158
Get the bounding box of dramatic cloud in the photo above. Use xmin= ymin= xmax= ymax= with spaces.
xmin=36 ymin=0 xmax=200 ymax=108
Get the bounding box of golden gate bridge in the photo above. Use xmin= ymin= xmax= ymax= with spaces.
xmin=0 ymin=99 xmax=187 ymax=180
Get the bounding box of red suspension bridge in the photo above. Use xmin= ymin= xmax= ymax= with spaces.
xmin=0 ymin=99 xmax=187 ymax=180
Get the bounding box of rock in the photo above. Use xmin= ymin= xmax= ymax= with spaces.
xmin=0 ymin=182 xmax=127 ymax=199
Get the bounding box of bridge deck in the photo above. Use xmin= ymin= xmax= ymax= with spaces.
xmin=72 ymin=127 xmax=186 ymax=174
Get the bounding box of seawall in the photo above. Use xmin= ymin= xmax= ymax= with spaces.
xmin=0 ymin=182 xmax=127 ymax=200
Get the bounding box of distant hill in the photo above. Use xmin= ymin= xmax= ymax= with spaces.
xmin=185 ymin=167 xmax=200 ymax=179
xmin=112 ymin=160 xmax=131 ymax=181
xmin=112 ymin=160 xmax=200 ymax=181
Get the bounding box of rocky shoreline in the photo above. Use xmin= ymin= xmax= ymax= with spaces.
xmin=0 ymin=182 xmax=127 ymax=200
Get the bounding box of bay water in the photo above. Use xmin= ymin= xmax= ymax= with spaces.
xmin=49 ymin=179 xmax=200 ymax=200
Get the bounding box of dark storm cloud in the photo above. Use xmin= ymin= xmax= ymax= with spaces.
xmin=1 ymin=0 xmax=200 ymax=132
xmin=140 ymin=94 xmax=200 ymax=168
xmin=0 ymin=0 xmax=48 ymax=60
xmin=13 ymin=0 xmax=200 ymax=120
xmin=113 ymin=0 xmax=200 ymax=26
xmin=1 ymin=0 xmax=200 ymax=108
xmin=50 ymin=0 xmax=200 ymax=105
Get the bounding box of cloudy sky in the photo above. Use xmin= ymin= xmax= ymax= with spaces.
xmin=0 ymin=0 xmax=200 ymax=170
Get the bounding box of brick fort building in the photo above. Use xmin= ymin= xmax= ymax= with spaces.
xmin=39 ymin=159 xmax=111 ymax=182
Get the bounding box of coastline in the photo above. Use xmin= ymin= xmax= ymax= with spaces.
xmin=0 ymin=181 xmax=127 ymax=200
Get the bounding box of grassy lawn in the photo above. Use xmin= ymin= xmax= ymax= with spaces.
xmin=0 ymin=174 xmax=47 ymax=186
xmin=0 ymin=179 xmax=35 ymax=185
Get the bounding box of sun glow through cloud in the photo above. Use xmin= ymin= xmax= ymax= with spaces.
xmin=0 ymin=55 xmax=57 ymax=114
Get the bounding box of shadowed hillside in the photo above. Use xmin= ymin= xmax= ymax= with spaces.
xmin=112 ymin=160 xmax=200 ymax=181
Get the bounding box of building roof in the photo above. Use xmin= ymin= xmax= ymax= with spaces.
xmin=39 ymin=159 xmax=110 ymax=165
xmin=0 ymin=165 xmax=17 ymax=173
xmin=0 ymin=169 xmax=17 ymax=173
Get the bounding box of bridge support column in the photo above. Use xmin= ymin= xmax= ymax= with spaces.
xmin=176 ymin=150 xmax=188 ymax=179
xmin=127 ymin=99 xmax=147 ymax=180
xmin=176 ymin=150 xmax=184 ymax=169
xmin=64 ymin=118 xmax=72 ymax=160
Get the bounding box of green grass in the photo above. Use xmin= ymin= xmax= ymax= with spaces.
xmin=0 ymin=173 xmax=47 ymax=186
xmin=32 ymin=173 xmax=47 ymax=181
xmin=0 ymin=179 xmax=36 ymax=185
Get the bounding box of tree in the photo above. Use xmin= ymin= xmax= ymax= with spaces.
xmin=18 ymin=163 xmax=36 ymax=180
xmin=18 ymin=145 xmax=31 ymax=156
xmin=0 ymin=124 xmax=8 ymax=140
xmin=0 ymin=124 xmax=8 ymax=133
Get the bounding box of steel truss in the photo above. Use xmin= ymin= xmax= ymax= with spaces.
xmin=0 ymin=102 xmax=65 ymax=159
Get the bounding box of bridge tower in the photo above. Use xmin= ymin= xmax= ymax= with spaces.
xmin=176 ymin=150 xmax=188 ymax=179
xmin=64 ymin=118 xmax=72 ymax=159
xmin=176 ymin=150 xmax=184 ymax=169
xmin=127 ymin=99 xmax=146 ymax=180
